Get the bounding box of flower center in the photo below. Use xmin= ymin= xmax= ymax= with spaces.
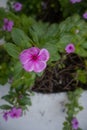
xmin=69 ymin=46 xmax=72 ymax=50
xmin=32 ymin=55 xmax=38 ymax=61
xmin=15 ymin=4 xmax=19 ymax=8
xmin=5 ymin=22 xmax=9 ymax=26
xmin=75 ymin=121 xmax=78 ymax=125
xmin=13 ymin=113 xmax=17 ymax=117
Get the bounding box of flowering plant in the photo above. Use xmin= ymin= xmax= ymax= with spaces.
xmin=0 ymin=0 xmax=87 ymax=129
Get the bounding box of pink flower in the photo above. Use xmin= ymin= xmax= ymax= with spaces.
xmin=71 ymin=117 xmax=79 ymax=130
xmin=3 ymin=18 xmax=14 ymax=32
xmin=3 ymin=111 xmax=9 ymax=121
xmin=65 ymin=43 xmax=75 ymax=54
xmin=19 ymin=47 xmax=50 ymax=73
xmin=70 ymin=0 xmax=82 ymax=3
xmin=83 ymin=12 xmax=87 ymax=19
xmin=13 ymin=2 xmax=22 ymax=12
xmin=9 ymin=108 xmax=22 ymax=118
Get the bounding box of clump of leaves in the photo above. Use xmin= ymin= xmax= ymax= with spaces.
xmin=63 ymin=88 xmax=83 ymax=130
xmin=1 ymin=14 xmax=87 ymax=115
xmin=58 ymin=0 xmax=87 ymax=18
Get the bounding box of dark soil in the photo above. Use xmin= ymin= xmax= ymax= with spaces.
xmin=37 ymin=0 xmax=63 ymax=23
xmin=32 ymin=54 xmax=87 ymax=93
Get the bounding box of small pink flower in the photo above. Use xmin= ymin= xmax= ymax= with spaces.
xmin=2 ymin=18 xmax=14 ymax=32
xmin=65 ymin=43 xmax=75 ymax=54
xmin=70 ymin=0 xmax=82 ymax=3
xmin=71 ymin=117 xmax=79 ymax=130
xmin=83 ymin=12 xmax=87 ymax=19
xmin=9 ymin=108 xmax=22 ymax=118
xmin=76 ymin=0 xmax=82 ymax=2
xmin=70 ymin=0 xmax=77 ymax=3
xmin=3 ymin=111 xmax=9 ymax=121
xmin=19 ymin=47 xmax=50 ymax=73
xmin=13 ymin=2 xmax=22 ymax=12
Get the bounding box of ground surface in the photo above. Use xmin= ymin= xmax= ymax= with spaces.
xmin=0 ymin=84 xmax=87 ymax=130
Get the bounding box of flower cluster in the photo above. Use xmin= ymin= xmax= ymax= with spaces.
xmin=13 ymin=2 xmax=22 ymax=12
xmin=71 ymin=117 xmax=79 ymax=130
xmin=2 ymin=18 xmax=14 ymax=32
xmin=83 ymin=11 xmax=87 ymax=19
xmin=70 ymin=0 xmax=82 ymax=4
xmin=3 ymin=107 xmax=22 ymax=121
xmin=65 ymin=43 xmax=75 ymax=54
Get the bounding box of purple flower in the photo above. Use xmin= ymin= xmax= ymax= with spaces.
xmin=3 ymin=18 xmax=14 ymax=32
xmin=19 ymin=47 xmax=50 ymax=73
xmin=9 ymin=108 xmax=22 ymax=118
xmin=3 ymin=112 xmax=9 ymax=121
xmin=76 ymin=0 xmax=82 ymax=2
xmin=83 ymin=12 xmax=87 ymax=19
xmin=13 ymin=2 xmax=22 ymax=12
xmin=71 ymin=117 xmax=79 ymax=130
xmin=65 ymin=43 xmax=75 ymax=54
xmin=70 ymin=0 xmax=82 ymax=4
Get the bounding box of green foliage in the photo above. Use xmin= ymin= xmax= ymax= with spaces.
xmin=56 ymin=14 xmax=87 ymax=58
xmin=0 ymin=8 xmax=34 ymax=41
xmin=76 ymin=70 xmax=87 ymax=84
xmin=4 ymin=43 xmax=20 ymax=59
xmin=63 ymin=88 xmax=83 ymax=130
xmin=7 ymin=0 xmax=42 ymax=16
xmin=0 ymin=105 xmax=12 ymax=110
xmin=58 ymin=0 xmax=87 ymax=18
xmin=11 ymin=28 xmax=32 ymax=48
xmin=0 ymin=45 xmax=13 ymax=85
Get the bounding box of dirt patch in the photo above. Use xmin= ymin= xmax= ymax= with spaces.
xmin=32 ymin=54 xmax=87 ymax=93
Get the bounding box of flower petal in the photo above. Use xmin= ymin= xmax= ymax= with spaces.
xmin=28 ymin=47 xmax=40 ymax=55
xmin=2 ymin=25 xmax=6 ymax=31
xmin=3 ymin=18 xmax=8 ymax=23
xmin=19 ymin=49 xmax=32 ymax=64
xmin=34 ymin=61 xmax=46 ymax=72
xmin=16 ymin=108 xmax=22 ymax=117
xmin=23 ymin=60 xmax=34 ymax=72
xmin=38 ymin=49 xmax=50 ymax=62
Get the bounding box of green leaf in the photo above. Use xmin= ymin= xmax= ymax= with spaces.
xmin=76 ymin=70 xmax=87 ymax=84
xmin=76 ymin=47 xmax=87 ymax=57
xmin=11 ymin=78 xmax=24 ymax=88
xmin=4 ymin=43 xmax=20 ymax=59
xmin=81 ymin=42 xmax=87 ymax=49
xmin=1 ymin=94 xmax=16 ymax=104
xmin=42 ymin=43 xmax=60 ymax=62
xmin=11 ymin=28 xmax=32 ymax=48
xmin=29 ymin=27 xmax=39 ymax=44
xmin=13 ymin=62 xmax=22 ymax=78
xmin=19 ymin=97 xmax=32 ymax=106
xmin=0 ymin=104 xmax=12 ymax=110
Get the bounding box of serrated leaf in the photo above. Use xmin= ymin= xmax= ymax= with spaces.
xmin=76 ymin=47 xmax=87 ymax=57
xmin=19 ymin=97 xmax=32 ymax=106
xmin=4 ymin=43 xmax=20 ymax=59
xmin=0 ymin=105 xmax=12 ymax=110
xmin=13 ymin=62 xmax=22 ymax=78
xmin=11 ymin=28 xmax=32 ymax=48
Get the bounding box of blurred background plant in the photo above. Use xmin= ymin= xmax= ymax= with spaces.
xmin=7 ymin=0 xmax=63 ymax=23
xmin=58 ymin=0 xmax=87 ymax=18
